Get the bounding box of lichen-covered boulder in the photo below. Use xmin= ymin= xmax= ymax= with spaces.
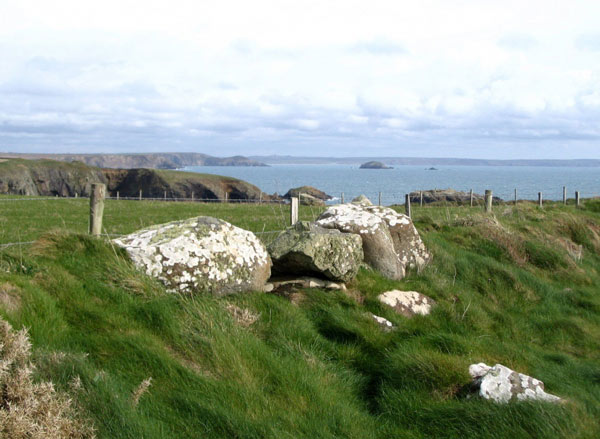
xmin=316 ymin=204 xmax=404 ymax=279
xmin=377 ymin=290 xmax=435 ymax=317
xmin=113 ymin=216 xmax=271 ymax=296
xmin=468 ymin=363 xmax=561 ymax=404
xmin=364 ymin=205 xmax=431 ymax=270
xmin=268 ymin=221 xmax=363 ymax=282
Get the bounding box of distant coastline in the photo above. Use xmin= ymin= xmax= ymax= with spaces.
xmin=249 ymin=155 xmax=600 ymax=167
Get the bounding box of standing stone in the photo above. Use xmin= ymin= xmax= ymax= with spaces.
xmin=267 ymin=221 xmax=363 ymax=282
xmin=113 ymin=217 xmax=271 ymax=296
xmin=317 ymin=203 xmax=404 ymax=279
xmin=364 ymin=205 xmax=431 ymax=270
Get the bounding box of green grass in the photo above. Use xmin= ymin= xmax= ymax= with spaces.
xmin=0 ymin=197 xmax=599 ymax=438
xmin=0 ymin=197 xmax=325 ymax=245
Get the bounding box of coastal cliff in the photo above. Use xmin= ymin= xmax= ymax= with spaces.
xmin=0 ymin=159 xmax=269 ymax=201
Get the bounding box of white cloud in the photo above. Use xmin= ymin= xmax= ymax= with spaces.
xmin=1 ymin=1 xmax=600 ymax=158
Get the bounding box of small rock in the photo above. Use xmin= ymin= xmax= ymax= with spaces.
xmin=351 ymin=194 xmax=373 ymax=206
xmin=370 ymin=313 xmax=394 ymax=331
xmin=268 ymin=277 xmax=346 ymax=293
xmin=377 ymin=290 xmax=435 ymax=317
xmin=469 ymin=363 xmax=561 ymax=403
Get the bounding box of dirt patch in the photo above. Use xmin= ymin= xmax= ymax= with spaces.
xmin=0 ymin=282 xmax=21 ymax=312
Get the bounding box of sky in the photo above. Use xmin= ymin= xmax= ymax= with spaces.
xmin=1 ymin=0 xmax=600 ymax=159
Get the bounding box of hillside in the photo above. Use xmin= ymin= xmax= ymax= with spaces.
xmin=0 ymin=199 xmax=598 ymax=438
xmin=0 ymin=159 xmax=269 ymax=200
xmin=0 ymin=153 xmax=268 ymax=169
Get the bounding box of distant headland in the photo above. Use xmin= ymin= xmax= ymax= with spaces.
xmin=0 ymin=153 xmax=268 ymax=169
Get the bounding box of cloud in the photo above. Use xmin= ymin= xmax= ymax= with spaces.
xmin=497 ymin=34 xmax=538 ymax=50
xmin=575 ymin=33 xmax=600 ymax=51
xmin=1 ymin=1 xmax=600 ymax=158
xmin=350 ymin=39 xmax=406 ymax=55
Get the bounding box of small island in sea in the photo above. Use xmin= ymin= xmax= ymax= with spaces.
xmin=359 ymin=161 xmax=393 ymax=169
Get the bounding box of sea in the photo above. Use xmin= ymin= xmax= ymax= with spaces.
xmin=183 ymin=164 xmax=600 ymax=205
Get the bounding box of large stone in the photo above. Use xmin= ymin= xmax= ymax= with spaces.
xmin=364 ymin=205 xmax=431 ymax=270
xmin=316 ymin=204 xmax=404 ymax=279
xmin=113 ymin=216 xmax=271 ymax=296
xmin=377 ymin=290 xmax=435 ymax=317
xmin=468 ymin=363 xmax=561 ymax=404
xmin=267 ymin=221 xmax=363 ymax=282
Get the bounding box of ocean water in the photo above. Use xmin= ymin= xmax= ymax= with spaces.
xmin=184 ymin=165 xmax=600 ymax=205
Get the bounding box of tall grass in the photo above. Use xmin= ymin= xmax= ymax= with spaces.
xmin=0 ymin=198 xmax=598 ymax=438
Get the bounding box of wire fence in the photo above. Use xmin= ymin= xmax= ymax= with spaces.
xmin=0 ymin=188 xmax=594 ymax=251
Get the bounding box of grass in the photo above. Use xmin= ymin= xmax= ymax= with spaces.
xmin=0 ymin=197 xmax=599 ymax=438
xmin=0 ymin=197 xmax=324 ymax=245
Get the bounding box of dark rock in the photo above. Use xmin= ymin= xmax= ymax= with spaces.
xmin=267 ymin=221 xmax=363 ymax=282
xmin=359 ymin=161 xmax=393 ymax=169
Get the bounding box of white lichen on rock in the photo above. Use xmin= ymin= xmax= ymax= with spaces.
xmin=377 ymin=290 xmax=435 ymax=317
xmin=114 ymin=216 xmax=271 ymax=296
xmin=468 ymin=363 xmax=561 ymax=404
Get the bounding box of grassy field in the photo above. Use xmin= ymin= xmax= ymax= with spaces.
xmin=0 ymin=197 xmax=324 ymax=246
xmin=0 ymin=197 xmax=599 ymax=438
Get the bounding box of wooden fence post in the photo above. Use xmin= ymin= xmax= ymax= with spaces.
xmin=514 ymin=189 xmax=517 ymax=205
xmin=341 ymin=192 xmax=344 ymax=204
xmin=191 ymin=191 xmax=194 ymax=202
xmin=405 ymin=194 xmax=411 ymax=218
xmin=563 ymin=186 xmax=567 ymax=205
xmin=116 ymin=191 xmax=119 ymax=201
xmin=484 ymin=190 xmax=492 ymax=213
xmin=538 ymin=192 xmax=543 ymax=208
xmin=75 ymin=192 xmax=78 ymax=198
xmin=164 ymin=190 xmax=167 ymax=201
xmin=89 ymin=183 xmax=106 ymax=236
xmin=258 ymin=192 xmax=262 ymax=204
xmin=290 ymin=197 xmax=299 ymax=225
xmin=378 ymin=192 xmax=382 ymax=206
xmin=225 ymin=192 xmax=228 ymax=203
xmin=420 ymin=191 xmax=423 ymax=207
xmin=469 ymin=189 xmax=473 ymax=207
xmin=139 ymin=189 xmax=142 ymax=201
xmin=575 ymin=191 xmax=580 ymax=208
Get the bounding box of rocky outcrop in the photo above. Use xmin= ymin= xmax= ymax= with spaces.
xmin=316 ymin=201 xmax=430 ymax=279
xmin=0 ymin=159 xmax=270 ymax=201
xmin=359 ymin=161 xmax=393 ymax=169
xmin=317 ymin=203 xmax=404 ymax=279
xmin=283 ymin=186 xmax=332 ymax=201
xmin=377 ymin=290 xmax=435 ymax=317
xmin=268 ymin=221 xmax=363 ymax=282
xmin=468 ymin=363 xmax=561 ymax=404
xmin=409 ymin=189 xmax=502 ymax=205
xmin=113 ymin=217 xmax=271 ymax=296
xmin=0 ymin=153 xmax=268 ymax=169
xmin=0 ymin=159 xmax=106 ymax=197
